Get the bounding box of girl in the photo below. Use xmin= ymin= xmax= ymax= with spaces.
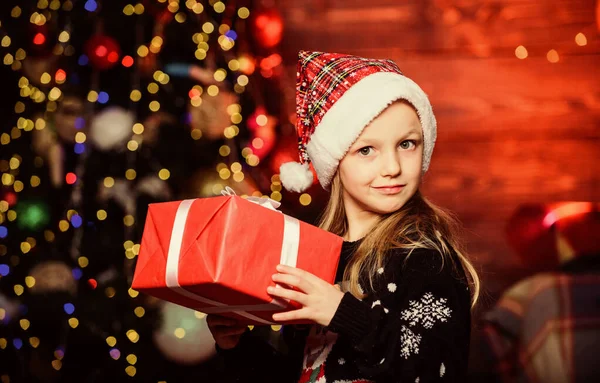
xmin=207 ymin=50 xmax=480 ymax=382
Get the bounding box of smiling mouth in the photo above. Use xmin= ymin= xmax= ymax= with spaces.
xmin=372 ymin=185 xmax=405 ymax=194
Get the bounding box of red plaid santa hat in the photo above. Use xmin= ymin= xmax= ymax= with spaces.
xmin=279 ymin=50 xmax=437 ymax=193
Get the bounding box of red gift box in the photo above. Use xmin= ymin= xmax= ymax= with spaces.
xmin=132 ymin=193 xmax=343 ymax=325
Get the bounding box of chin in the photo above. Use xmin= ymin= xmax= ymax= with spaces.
xmin=368 ymin=198 xmax=408 ymax=215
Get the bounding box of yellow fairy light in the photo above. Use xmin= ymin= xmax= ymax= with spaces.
xmin=202 ymin=22 xmax=215 ymax=34
xmin=137 ymin=45 xmax=149 ymax=57
xmin=228 ymin=59 xmax=240 ymax=71
xmin=270 ymin=191 xmax=282 ymax=202
xmin=190 ymin=128 xmax=202 ymax=139
xmin=233 ymin=172 xmax=244 ymax=182
xmin=106 ymin=336 xmax=117 ymax=347
xmin=515 ymin=45 xmax=528 ymax=59
xmin=125 ymin=366 xmax=137 ymax=377
xmin=246 ymin=154 xmax=260 ymax=167
xmin=238 ymin=7 xmax=250 ymax=19
xmin=175 ymin=12 xmax=186 ymax=23
xmin=44 ymin=230 xmax=55 ymax=242
xmin=25 ymin=276 xmax=36 ymax=288
xmin=192 ymin=2 xmax=203 ymax=14
xmin=125 ymin=169 xmax=137 ymax=180
xmin=219 ymin=168 xmax=231 ymax=179
xmin=51 ymin=360 xmax=62 ymax=371
xmin=158 ymin=168 xmax=170 ymax=180
xmin=0 ymin=201 xmax=8 ymax=213
xmin=126 ymin=354 xmax=137 ymax=365
xmin=216 ymin=163 xmax=228 ymax=171
xmin=35 ymin=118 xmax=45 ymax=130
xmin=174 ymin=328 xmax=186 ymax=339
xmin=0 ymin=338 xmax=8 ymax=348
xmin=58 ymin=31 xmax=70 ymax=43
xmin=0 ymin=309 xmax=5 ymax=321
xmin=127 ymin=140 xmax=139 ymax=151
xmin=38 ymin=0 xmax=49 ymax=9
xmin=68 ymin=318 xmax=79 ymax=328
xmin=58 ymin=219 xmax=69 ymax=232
xmin=14 ymin=284 xmax=24 ymax=296
xmin=97 ymin=209 xmax=107 ymax=220
xmin=134 ymin=307 xmax=145 ymax=317
xmin=18 ymin=77 xmax=29 ymax=88
xmin=128 ymin=288 xmax=139 ymax=298
xmin=231 ymin=113 xmax=243 ymax=124
xmin=46 ymin=101 xmax=57 ymax=112
xmin=87 ymin=90 xmax=99 ymax=102
xmin=231 ymin=162 xmax=242 ymax=173
xmin=9 ymin=157 xmax=20 ymax=169
xmin=252 ymin=138 xmax=264 ymax=149
xmin=214 ymin=1 xmax=225 ymax=13
xmin=195 ymin=49 xmax=207 ymax=60
xmin=126 ymin=330 xmax=140 ymax=343
xmin=11 ymin=6 xmax=22 ymax=18
xmin=4 ymin=54 xmax=15 ymax=66
xmin=124 ymin=240 xmax=134 ymax=250
xmin=20 ymin=319 xmax=30 ymax=330
xmin=149 ymin=100 xmax=160 ymax=111
xmin=78 ymin=256 xmax=89 ymax=268
xmin=75 ymin=132 xmax=86 ymax=143
xmin=168 ymin=1 xmax=179 ymax=13
xmin=130 ymin=90 xmax=142 ymax=102
xmin=21 ymin=242 xmax=31 ymax=254
xmin=40 ymin=72 xmax=51 ymax=84
xmin=214 ymin=69 xmax=227 ymax=82
xmin=123 ymin=215 xmax=135 ymax=226
xmin=134 ymin=3 xmax=145 ymax=14
xmin=13 ymin=180 xmax=24 ymax=192
xmin=575 ymin=33 xmax=587 ymax=46
xmin=219 ymin=145 xmax=231 ymax=156
xmin=132 ymin=244 xmax=140 ymax=255
xmin=147 ymin=82 xmax=159 ymax=94
xmin=104 ymin=177 xmax=115 ymax=188
xmin=50 ymin=0 xmax=60 ymax=10
xmin=299 ymin=193 xmax=312 ymax=206
xmin=1 ymin=36 xmax=11 ymax=47
xmin=271 ymin=183 xmax=282 ymax=192
xmin=123 ymin=4 xmax=134 ymax=15
xmin=105 ymin=287 xmax=116 ymax=298
xmin=7 ymin=211 xmax=17 ymax=222
xmin=48 ymin=87 xmax=62 ymax=101
xmin=132 ymin=123 xmax=144 ymax=134
xmin=241 ymin=147 xmax=253 ymax=158
xmin=29 ymin=337 xmax=40 ymax=348
xmin=237 ymin=75 xmax=249 ymax=86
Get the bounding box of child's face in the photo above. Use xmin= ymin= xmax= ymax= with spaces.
xmin=338 ymin=101 xmax=423 ymax=217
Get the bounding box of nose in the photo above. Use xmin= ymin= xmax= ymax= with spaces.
xmin=380 ymin=150 xmax=402 ymax=178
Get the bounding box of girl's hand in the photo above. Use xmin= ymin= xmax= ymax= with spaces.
xmin=267 ymin=264 xmax=345 ymax=327
xmin=206 ymin=314 xmax=248 ymax=350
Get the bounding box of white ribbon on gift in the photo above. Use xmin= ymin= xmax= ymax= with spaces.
xmin=165 ymin=188 xmax=300 ymax=325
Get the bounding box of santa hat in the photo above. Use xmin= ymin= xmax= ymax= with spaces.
xmin=279 ymin=50 xmax=437 ymax=193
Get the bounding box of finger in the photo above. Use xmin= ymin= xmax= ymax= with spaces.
xmin=276 ymin=264 xmax=322 ymax=285
xmin=334 ymin=284 xmax=341 ymax=291
xmin=267 ymin=285 xmax=308 ymax=305
xmin=272 ymin=307 xmax=311 ymax=323
xmin=272 ymin=273 xmax=313 ymax=294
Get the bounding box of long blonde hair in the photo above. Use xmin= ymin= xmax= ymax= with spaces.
xmin=317 ymin=172 xmax=480 ymax=308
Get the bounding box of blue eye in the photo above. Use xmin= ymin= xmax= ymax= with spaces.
xmin=399 ymin=140 xmax=416 ymax=150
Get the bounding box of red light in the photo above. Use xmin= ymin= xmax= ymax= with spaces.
xmin=66 ymin=173 xmax=77 ymax=185
xmin=107 ymin=51 xmax=119 ymax=63
xmin=55 ymin=69 xmax=67 ymax=82
xmin=95 ymin=45 xmax=107 ymax=57
xmin=33 ymin=33 xmax=46 ymax=45
xmin=122 ymin=55 xmax=134 ymax=67
xmin=188 ymin=88 xmax=201 ymax=99
xmin=4 ymin=191 xmax=18 ymax=206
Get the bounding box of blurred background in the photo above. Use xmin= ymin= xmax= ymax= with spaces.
xmin=0 ymin=0 xmax=598 ymax=382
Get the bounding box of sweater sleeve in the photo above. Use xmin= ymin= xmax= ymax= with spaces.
xmin=327 ymin=248 xmax=471 ymax=382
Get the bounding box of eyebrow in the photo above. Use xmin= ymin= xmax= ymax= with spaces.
xmin=354 ymin=129 xmax=421 ymax=146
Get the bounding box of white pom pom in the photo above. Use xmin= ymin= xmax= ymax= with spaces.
xmin=279 ymin=161 xmax=313 ymax=193
xmin=88 ymin=106 xmax=135 ymax=151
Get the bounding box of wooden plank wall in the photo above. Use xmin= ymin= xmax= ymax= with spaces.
xmin=275 ymin=0 xmax=600 ymax=297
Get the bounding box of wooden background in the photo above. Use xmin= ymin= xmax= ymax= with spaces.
xmin=274 ymin=0 xmax=600 ymax=297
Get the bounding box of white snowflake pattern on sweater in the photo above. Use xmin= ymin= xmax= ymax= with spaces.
xmin=401 ymin=292 xmax=452 ymax=329
xmin=400 ymin=325 xmax=422 ymax=359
